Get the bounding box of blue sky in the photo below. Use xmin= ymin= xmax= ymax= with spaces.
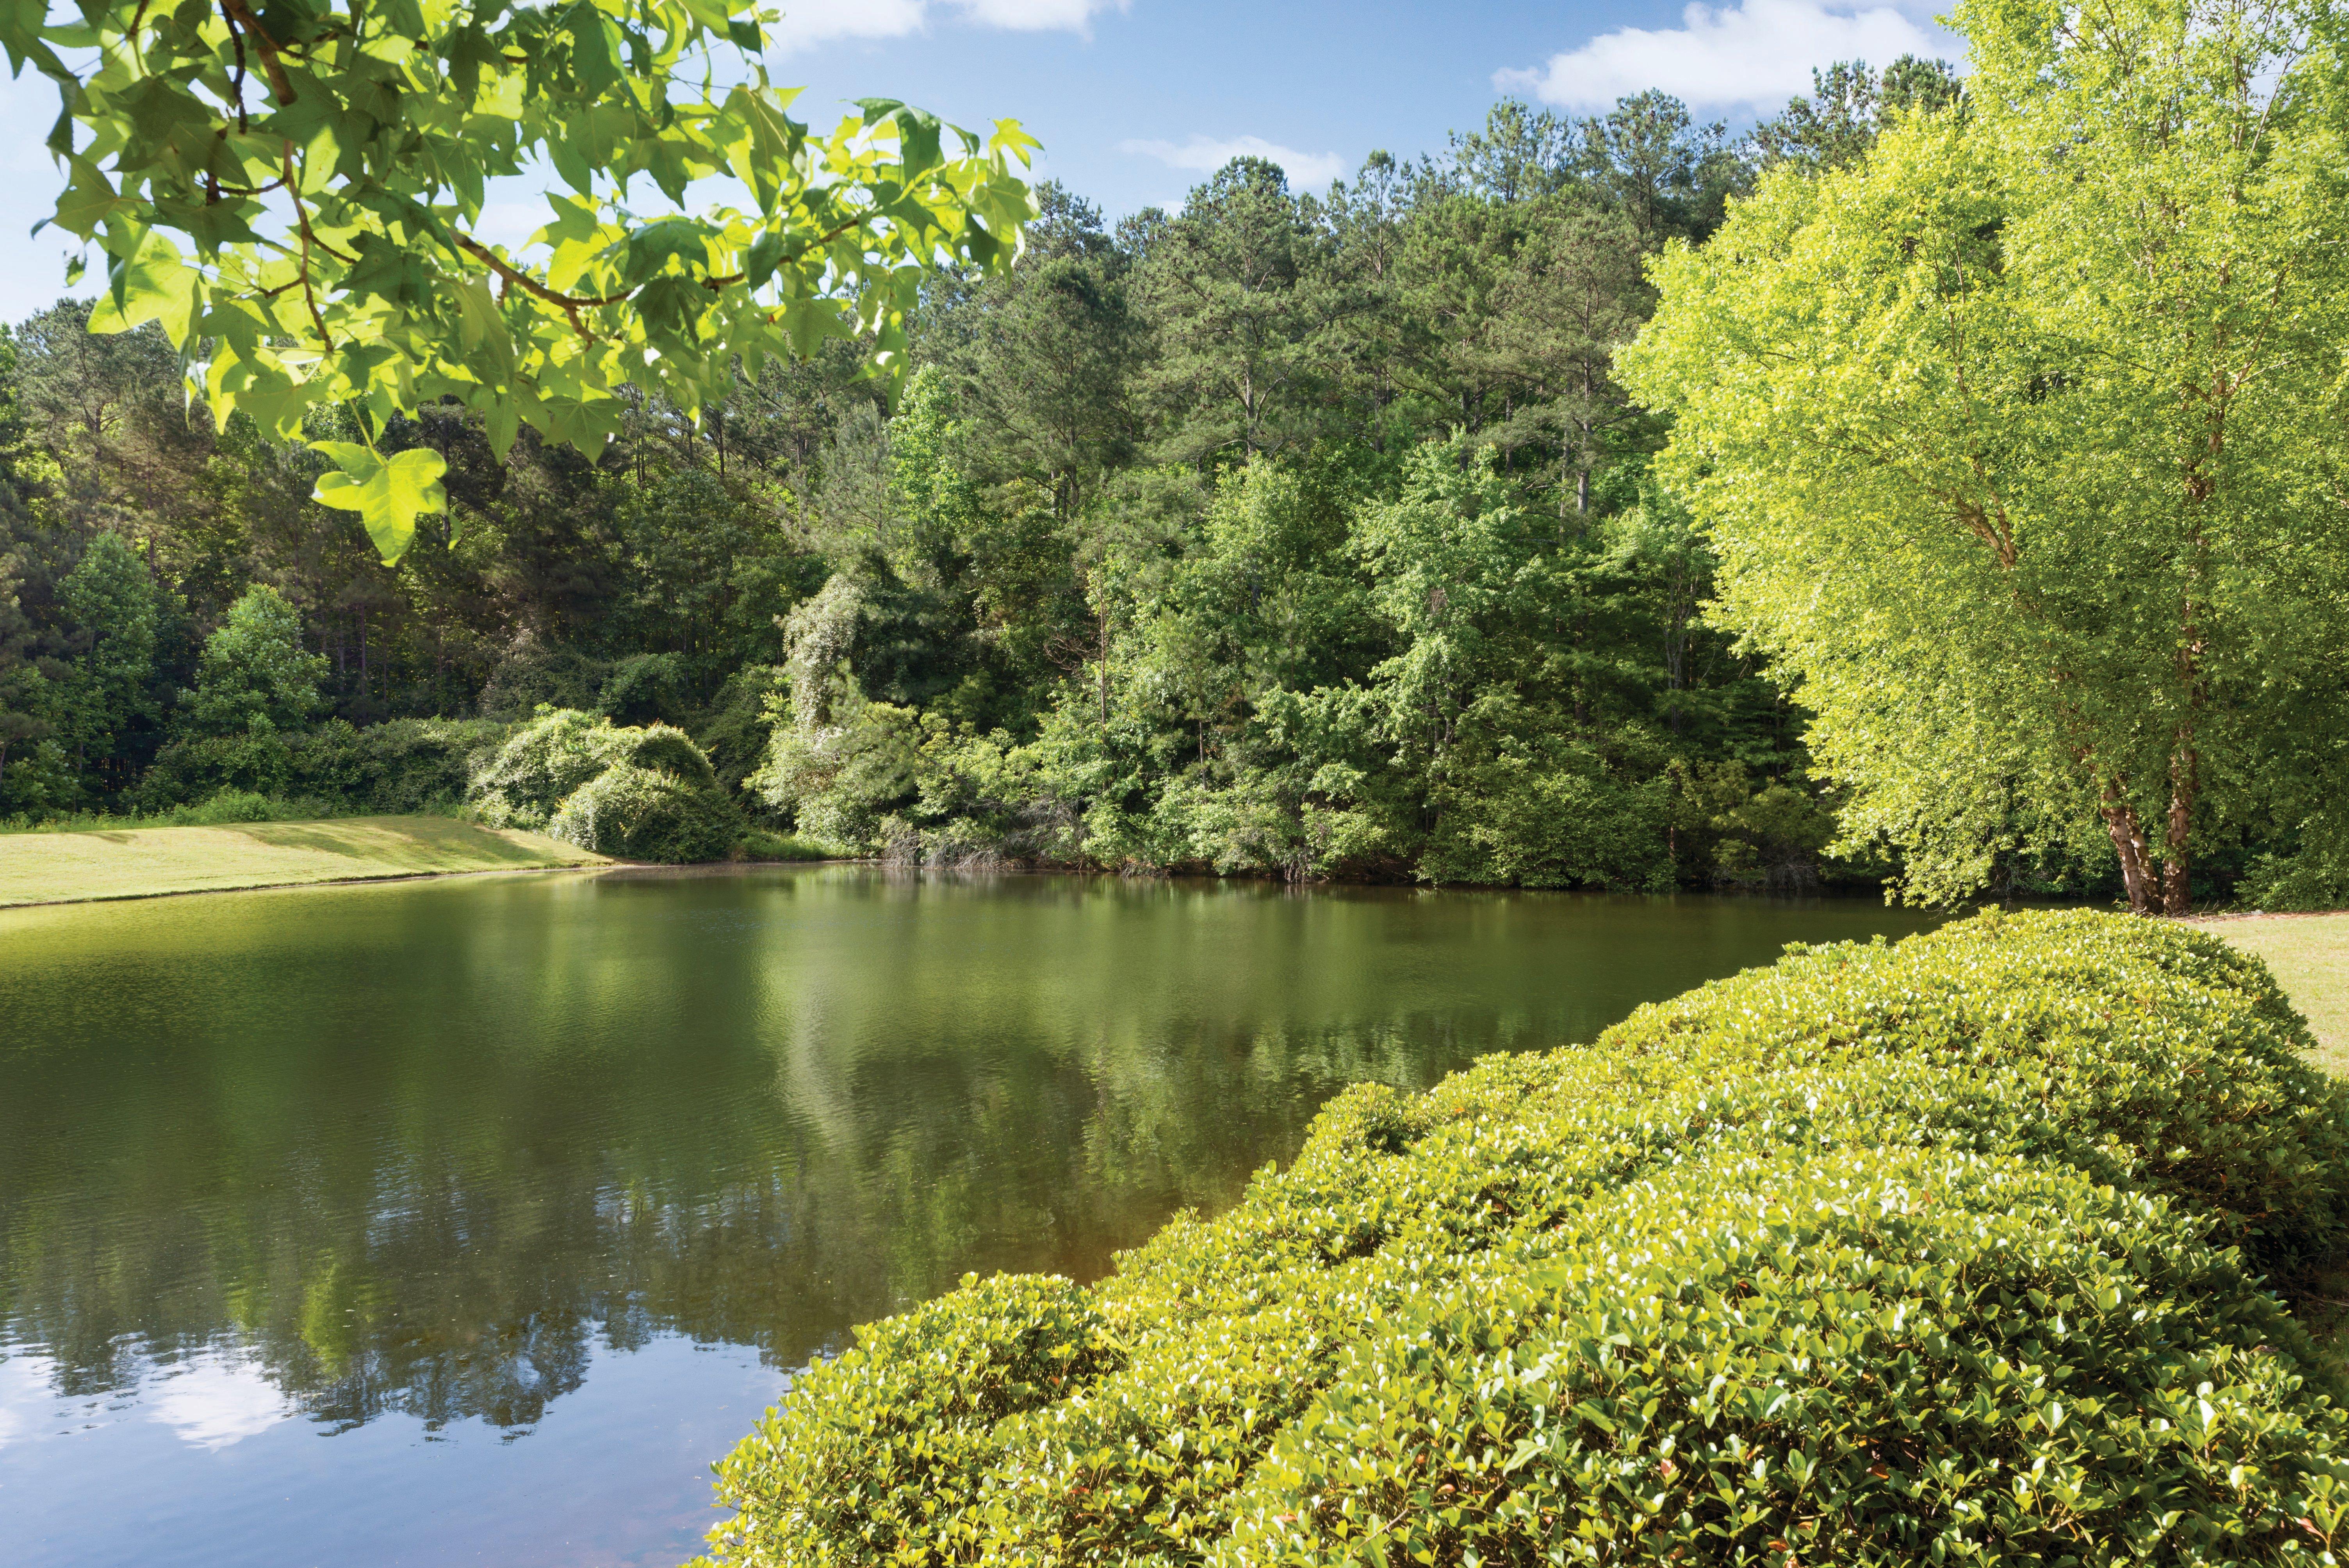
xmin=0 ymin=0 xmax=1961 ymax=322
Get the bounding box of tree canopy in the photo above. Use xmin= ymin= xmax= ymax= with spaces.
xmin=2 ymin=0 xmax=1039 ymax=560
xmin=1623 ymin=0 xmax=2349 ymax=912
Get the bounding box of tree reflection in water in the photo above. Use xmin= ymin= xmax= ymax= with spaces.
xmin=0 ymin=868 xmax=1932 ymax=1439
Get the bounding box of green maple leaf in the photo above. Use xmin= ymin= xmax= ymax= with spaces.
xmin=310 ymin=442 xmax=449 ymax=565
xmin=88 ymin=230 xmax=200 ymax=344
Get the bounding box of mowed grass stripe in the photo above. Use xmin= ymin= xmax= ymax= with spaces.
xmin=0 ymin=814 xmax=608 ymax=907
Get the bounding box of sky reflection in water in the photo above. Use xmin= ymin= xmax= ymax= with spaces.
xmin=0 ymin=866 xmax=1934 ymax=1566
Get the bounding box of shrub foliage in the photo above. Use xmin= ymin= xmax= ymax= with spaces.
xmin=471 ymin=707 xmax=738 ymax=862
xmin=697 ymin=911 xmax=2349 ymax=1565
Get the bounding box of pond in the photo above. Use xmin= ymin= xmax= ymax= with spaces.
xmin=0 ymin=866 xmax=1934 ymax=1567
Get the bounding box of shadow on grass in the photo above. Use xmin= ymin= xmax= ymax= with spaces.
xmin=225 ymin=819 xmax=564 ymax=870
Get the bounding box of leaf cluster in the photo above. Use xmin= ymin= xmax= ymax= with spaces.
xmin=5 ymin=0 xmax=1039 ymax=559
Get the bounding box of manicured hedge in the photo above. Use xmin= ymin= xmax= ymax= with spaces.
xmin=696 ymin=911 xmax=2349 ymax=1566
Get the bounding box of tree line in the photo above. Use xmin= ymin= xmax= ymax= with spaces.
xmin=10 ymin=31 xmax=2337 ymax=910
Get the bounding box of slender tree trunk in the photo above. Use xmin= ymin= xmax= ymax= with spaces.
xmin=2099 ymin=787 xmax=2158 ymax=914
xmin=2162 ymin=520 xmax=2208 ymax=915
xmin=2162 ymin=733 xmax=2197 ymax=915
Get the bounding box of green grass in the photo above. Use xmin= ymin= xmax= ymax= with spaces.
xmin=739 ymin=826 xmax=845 ymax=862
xmin=0 ymin=814 xmax=608 ymax=907
xmin=2192 ymin=911 xmax=2349 ymax=1075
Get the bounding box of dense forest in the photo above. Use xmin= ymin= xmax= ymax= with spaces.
xmin=0 ymin=58 xmax=2153 ymax=900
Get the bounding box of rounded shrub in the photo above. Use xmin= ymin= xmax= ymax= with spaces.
xmin=468 ymin=708 xmax=619 ymax=830
xmin=1221 ymin=1149 xmax=2349 ymax=1565
xmin=546 ymin=761 xmax=738 ymax=862
xmin=610 ymin=723 xmax=720 ymax=791
xmin=695 ymin=911 xmax=2349 ymax=1566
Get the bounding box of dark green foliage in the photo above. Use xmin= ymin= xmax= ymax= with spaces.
xmin=178 ymin=586 xmax=329 ymax=740
xmin=608 ymin=722 xmax=720 ymax=790
xmin=697 ymin=911 xmax=2349 ymax=1565
xmin=1750 ymin=55 xmax=1966 ymax=172
xmin=138 ymin=730 xmax=296 ymax=804
xmin=53 ymin=533 xmax=159 ymax=791
xmin=288 ymin=718 xmax=512 ymax=814
xmin=598 ymin=651 xmax=695 ymax=728
xmin=476 ymin=635 xmax=613 ymax=724
xmin=695 ymin=665 xmax=788 ymax=796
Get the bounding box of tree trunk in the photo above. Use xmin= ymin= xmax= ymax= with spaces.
xmin=2162 ymin=552 xmax=2206 ymax=915
xmin=2099 ymin=789 xmax=2158 ymax=914
xmin=2162 ymin=731 xmax=2197 ymax=916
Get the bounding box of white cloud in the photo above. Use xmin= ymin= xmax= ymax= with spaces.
xmin=775 ymin=0 xmax=1122 ymax=47
xmin=149 ymin=1360 xmax=291 ymax=1451
xmin=1496 ymin=0 xmax=1957 ymax=114
xmin=959 ymin=0 xmax=1117 ymax=29
xmin=1121 ymin=134 xmax=1349 ymax=191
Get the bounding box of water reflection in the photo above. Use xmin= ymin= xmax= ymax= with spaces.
xmin=0 ymin=868 xmax=1932 ymax=1566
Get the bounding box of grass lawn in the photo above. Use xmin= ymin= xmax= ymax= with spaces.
xmin=2190 ymin=912 xmax=2349 ymax=1076
xmin=0 ymin=814 xmax=608 ymax=907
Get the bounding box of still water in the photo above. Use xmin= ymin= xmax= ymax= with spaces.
xmin=0 ymin=866 xmax=1933 ymax=1566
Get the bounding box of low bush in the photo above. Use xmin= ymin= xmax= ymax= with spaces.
xmin=475 ymin=709 xmax=740 ymax=861
xmin=740 ymin=827 xmax=840 ymax=862
xmin=546 ymin=759 xmax=739 ymax=863
xmin=2 ymin=786 xmax=329 ymax=832
xmin=290 ymin=718 xmax=511 ymax=814
xmin=697 ymin=910 xmax=2349 ymax=1566
xmin=608 ymin=722 xmax=720 ymax=790
xmin=138 ymin=725 xmax=297 ymax=805
xmin=469 ymin=709 xmax=626 ymax=831
xmin=139 ymin=717 xmax=511 ymax=816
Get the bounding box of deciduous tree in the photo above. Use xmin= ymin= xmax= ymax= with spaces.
xmin=1624 ymin=0 xmax=2349 ymax=911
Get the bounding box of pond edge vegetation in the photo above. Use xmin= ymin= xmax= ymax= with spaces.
xmin=696 ymin=909 xmax=2349 ymax=1565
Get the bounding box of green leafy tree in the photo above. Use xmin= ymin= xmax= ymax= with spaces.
xmin=1573 ymin=91 xmax=1745 ymax=245
xmin=182 ymin=584 xmax=328 ymax=738
xmin=6 ymin=0 xmax=1038 ymax=562
xmin=55 ymin=530 xmax=159 ymax=789
xmin=947 ymin=184 xmax=1142 ymax=527
xmin=1446 ymin=100 xmax=1577 ymax=205
xmin=1135 ymin=159 xmax=1349 ymax=463
xmin=1748 ymin=56 xmax=1965 ymax=173
xmin=14 ymin=301 xmax=215 ymax=549
xmin=1623 ymin=0 xmax=2349 ymax=911
xmin=0 ymin=326 xmax=59 ymax=793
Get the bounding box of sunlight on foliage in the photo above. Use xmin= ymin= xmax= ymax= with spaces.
xmin=2 ymin=0 xmax=1040 ymax=559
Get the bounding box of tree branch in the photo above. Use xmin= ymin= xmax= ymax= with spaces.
xmin=219 ymin=0 xmax=295 ymax=106
xmin=452 ymin=234 xmax=629 ymax=340
xmin=285 ymin=145 xmax=335 ymax=349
